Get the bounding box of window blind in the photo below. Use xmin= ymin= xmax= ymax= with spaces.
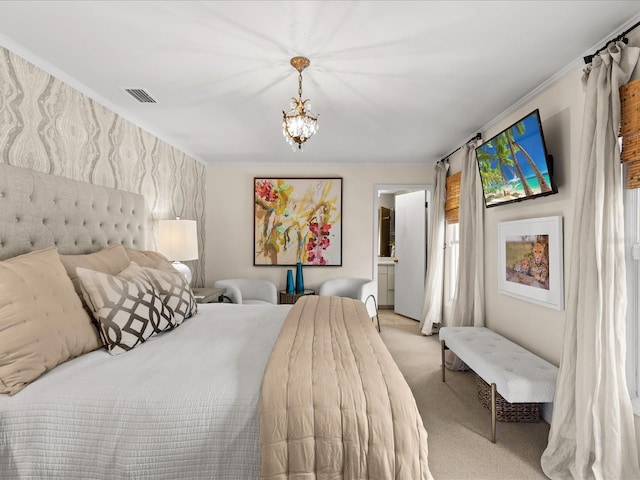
xmin=445 ymin=171 xmax=461 ymax=223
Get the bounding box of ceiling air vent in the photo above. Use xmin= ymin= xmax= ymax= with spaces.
xmin=124 ymin=88 xmax=157 ymax=103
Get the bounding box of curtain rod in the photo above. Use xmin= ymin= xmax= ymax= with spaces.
xmin=439 ymin=132 xmax=481 ymax=163
xmin=583 ymin=20 xmax=640 ymax=64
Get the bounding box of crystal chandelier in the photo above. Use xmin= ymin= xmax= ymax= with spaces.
xmin=282 ymin=56 xmax=318 ymax=151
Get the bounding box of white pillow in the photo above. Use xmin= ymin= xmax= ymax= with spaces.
xmin=76 ymin=263 xmax=176 ymax=355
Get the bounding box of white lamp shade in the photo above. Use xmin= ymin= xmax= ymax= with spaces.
xmin=157 ymin=219 xmax=199 ymax=261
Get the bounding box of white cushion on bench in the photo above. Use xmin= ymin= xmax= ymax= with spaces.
xmin=439 ymin=327 xmax=558 ymax=403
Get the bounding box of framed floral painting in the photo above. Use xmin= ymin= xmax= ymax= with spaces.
xmin=254 ymin=177 xmax=342 ymax=266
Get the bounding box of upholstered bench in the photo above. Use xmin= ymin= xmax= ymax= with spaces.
xmin=439 ymin=326 xmax=558 ymax=442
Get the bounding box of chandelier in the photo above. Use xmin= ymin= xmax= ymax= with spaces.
xmin=282 ymin=56 xmax=318 ymax=151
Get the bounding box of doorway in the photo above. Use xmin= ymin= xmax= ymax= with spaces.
xmin=373 ymin=184 xmax=432 ymax=320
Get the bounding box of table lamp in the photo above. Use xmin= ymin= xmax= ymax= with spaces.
xmin=157 ymin=218 xmax=198 ymax=284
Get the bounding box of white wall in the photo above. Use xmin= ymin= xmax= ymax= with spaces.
xmin=455 ymin=28 xmax=640 ymax=451
xmin=205 ymin=164 xmax=433 ymax=293
xmin=475 ymin=28 xmax=640 ymax=368
xmin=479 ymin=67 xmax=583 ymax=366
xmin=441 ymin=66 xmax=581 ymax=359
xmin=379 ymin=193 xmax=395 ymax=210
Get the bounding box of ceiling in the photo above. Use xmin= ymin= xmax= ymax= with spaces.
xmin=0 ymin=1 xmax=639 ymax=167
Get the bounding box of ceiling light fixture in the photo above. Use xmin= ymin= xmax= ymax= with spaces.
xmin=282 ymin=56 xmax=318 ymax=151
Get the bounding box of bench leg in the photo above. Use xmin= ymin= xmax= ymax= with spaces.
xmin=491 ymin=383 xmax=497 ymax=443
xmin=440 ymin=340 xmax=446 ymax=382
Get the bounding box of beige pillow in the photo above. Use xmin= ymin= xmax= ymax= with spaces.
xmin=60 ymin=244 xmax=132 ymax=300
xmin=125 ymin=248 xmax=175 ymax=271
xmin=0 ymin=248 xmax=100 ymax=395
xmin=77 ymin=264 xmax=175 ymax=355
xmin=142 ymin=266 xmax=198 ymax=325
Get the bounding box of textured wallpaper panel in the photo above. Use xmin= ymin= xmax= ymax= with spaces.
xmin=0 ymin=47 xmax=206 ymax=286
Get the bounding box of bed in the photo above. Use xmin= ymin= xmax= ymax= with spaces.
xmin=0 ymin=164 xmax=432 ymax=479
xmin=0 ymin=303 xmax=290 ymax=478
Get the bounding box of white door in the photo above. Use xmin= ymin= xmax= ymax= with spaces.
xmin=394 ymin=190 xmax=427 ymax=320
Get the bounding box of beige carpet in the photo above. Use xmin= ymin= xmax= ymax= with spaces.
xmin=378 ymin=310 xmax=550 ymax=480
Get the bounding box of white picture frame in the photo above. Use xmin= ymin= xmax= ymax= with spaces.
xmin=498 ymin=215 xmax=564 ymax=311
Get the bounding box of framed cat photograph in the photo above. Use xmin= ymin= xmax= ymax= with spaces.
xmin=498 ymin=215 xmax=564 ymax=310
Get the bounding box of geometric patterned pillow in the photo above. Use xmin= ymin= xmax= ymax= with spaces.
xmin=75 ymin=266 xmax=176 ymax=355
xmin=118 ymin=262 xmax=159 ymax=294
xmin=116 ymin=264 xmax=177 ymax=334
xmin=141 ymin=266 xmax=198 ymax=325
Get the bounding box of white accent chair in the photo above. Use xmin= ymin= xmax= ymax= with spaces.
xmin=212 ymin=279 xmax=278 ymax=305
xmin=318 ymin=278 xmax=380 ymax=331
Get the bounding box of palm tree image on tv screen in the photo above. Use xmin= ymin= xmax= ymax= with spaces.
xmin=476 ymin=109 xmax=557 ymax=208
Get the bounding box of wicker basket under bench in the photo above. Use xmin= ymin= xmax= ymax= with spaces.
xmin=439 ymin=327 xmax=558 ymax=442
xmin=475 ymin=375 xmax=540 ymax=423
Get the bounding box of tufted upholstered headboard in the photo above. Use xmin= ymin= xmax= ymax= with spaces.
xmin=0 ymin=164 xmax=147 ymax=261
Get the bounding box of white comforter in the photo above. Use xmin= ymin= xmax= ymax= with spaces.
xmin=0 ymin=303 xmax=290 ymax=480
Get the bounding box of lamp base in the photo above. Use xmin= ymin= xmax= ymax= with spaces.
xmin=171 ymin=261 xmax=192 ymax=285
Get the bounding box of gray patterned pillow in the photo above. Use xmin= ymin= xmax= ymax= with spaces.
xmin=76 ymin=265 xmax=176 ymax=355
xmin=142 ymin=266 xmax=198 ymax=324
xmin=118 ymin=262 xmax=158 ymax=293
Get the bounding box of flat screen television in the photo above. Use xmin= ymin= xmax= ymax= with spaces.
xmin=475 ymin=109 xmax=557 ymax=208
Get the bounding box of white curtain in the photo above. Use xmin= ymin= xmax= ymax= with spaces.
xmin=541 ymin=41 xmax=640 ymax=480
xmin=420 ymin=161 xmax=449 ymax=335
xmin=446 ymin=142 xmax=484 ymax=369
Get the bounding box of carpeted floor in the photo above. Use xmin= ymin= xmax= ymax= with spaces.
xmin=377 ymin=310 xmax=550 ymax=480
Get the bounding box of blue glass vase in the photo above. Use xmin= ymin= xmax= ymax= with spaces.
xmin=286 ymin=269 xmax=294 ymax=294
xmin=295 ymin=262 xmax=304 ymax=293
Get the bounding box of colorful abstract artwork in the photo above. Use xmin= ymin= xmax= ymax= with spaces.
xmin=254 ymin=177 xmax=342 ymax=266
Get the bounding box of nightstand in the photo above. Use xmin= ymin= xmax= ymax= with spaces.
xmin=279 ymin=289 xmax=315 ymax=305
xmin=191 ymin=287 xmax=226 ymax=304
